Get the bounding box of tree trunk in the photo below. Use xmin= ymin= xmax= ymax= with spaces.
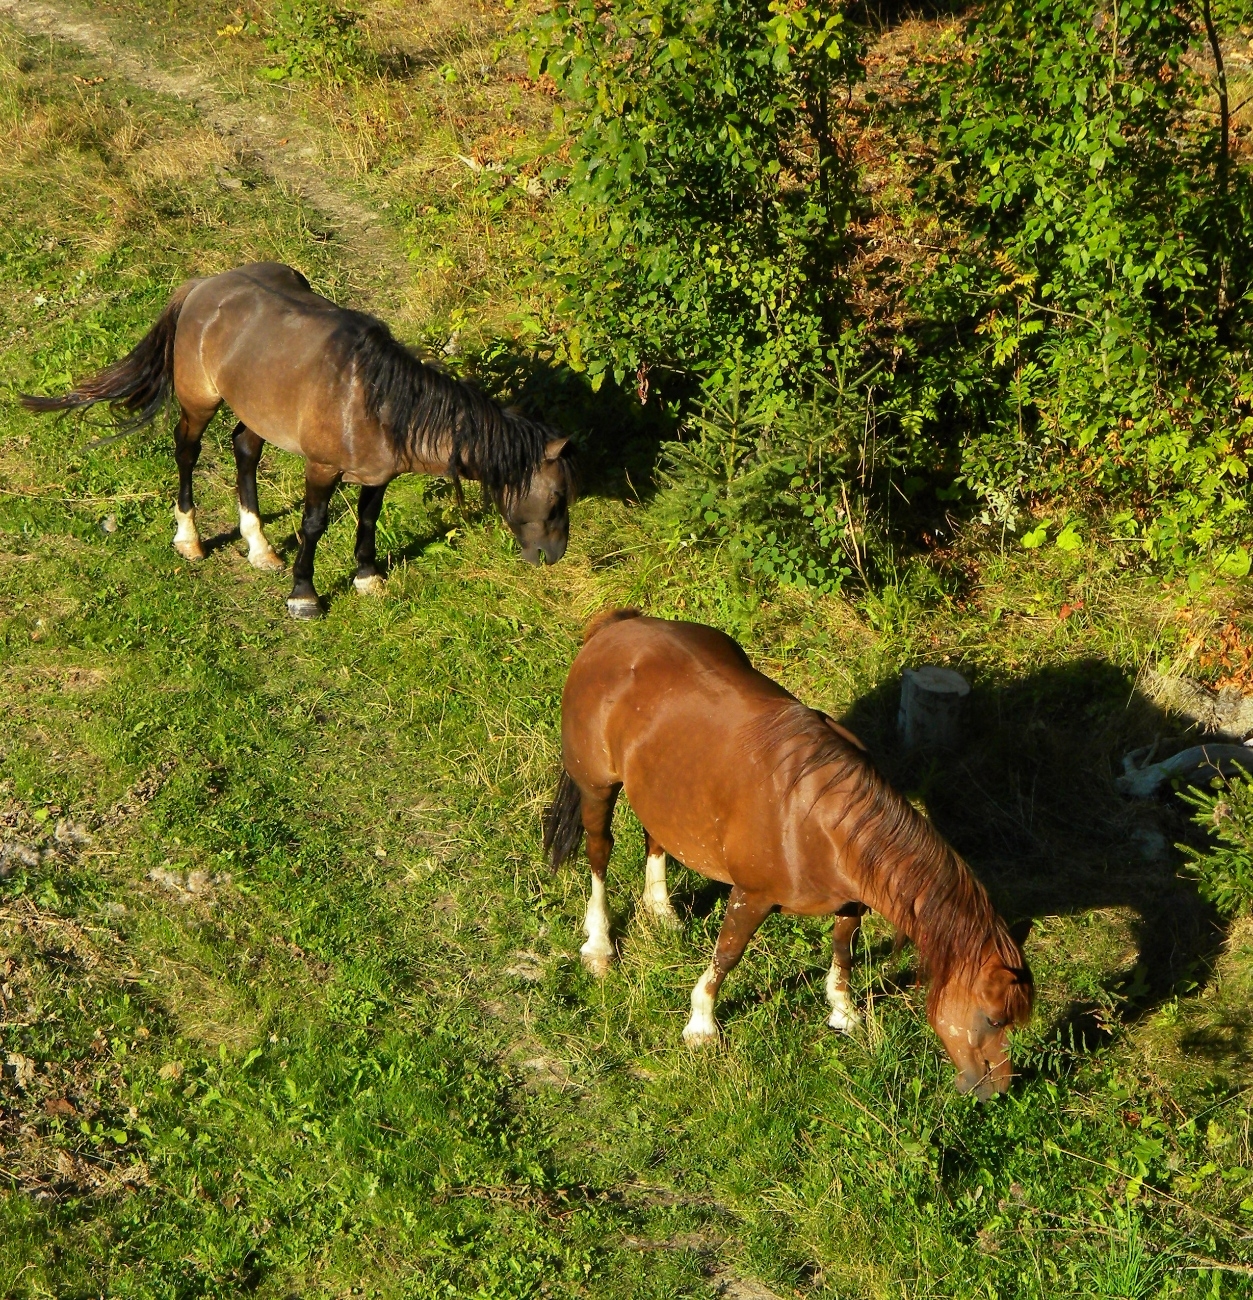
xmin=898 ymin=666 xmax=971 ymax=751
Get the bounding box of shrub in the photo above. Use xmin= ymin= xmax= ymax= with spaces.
xmin=527 ymin=0 xmax=863 ymax=410
xmin=1181 ymin=776 xmax=1253 ymax=917
xmin=656 ymin=343 xmax=899 ymax=593
xmin=903 ymin=0 xmax=1253 ymax=570
xmin=262 ymin=0 xmax=369 ymax=85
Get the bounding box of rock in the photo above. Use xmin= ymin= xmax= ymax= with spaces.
xmin=1143 ymin=670 xmax=1253 ymax=739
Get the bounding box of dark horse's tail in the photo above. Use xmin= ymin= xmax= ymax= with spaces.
xmin=542 ymin=607 xmax=643 ymax=869
xmin=543 ymin=770 xmax=583 ymax=870
xmin=21 ymin=280 xmax=197 ymax=431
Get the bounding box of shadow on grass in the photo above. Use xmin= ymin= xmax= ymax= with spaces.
xmin=838 ymin=659 xmax=1230 ymax=1067
xmin=472 ymin=343 xmax=682 ymax=503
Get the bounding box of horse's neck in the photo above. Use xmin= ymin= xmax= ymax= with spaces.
xmin=830 ymin=818 xmax=962 ymax=952
xmin=401 ymin=427 xmax=460 ymax=479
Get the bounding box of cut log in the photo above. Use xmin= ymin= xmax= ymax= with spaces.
xmin=898 ymin=666 xmax=971 ymax=752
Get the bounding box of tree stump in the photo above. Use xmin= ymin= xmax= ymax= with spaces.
xmin=898 ymin=666 xmax=970 ymax=752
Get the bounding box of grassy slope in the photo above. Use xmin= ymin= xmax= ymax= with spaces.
xmin=1 ymin=8 xmax=1253 ymax=1299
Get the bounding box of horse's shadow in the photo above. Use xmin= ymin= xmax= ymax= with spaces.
xmin=834 ymin=659 xmax=1231 ymax=1062
xmin=651 ymin=658 xmax=1233 ymax=1063
xmin=200 ymin=509 xmax=291 ymax=559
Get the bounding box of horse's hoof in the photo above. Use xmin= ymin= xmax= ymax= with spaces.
xmin=286 ymin=596 xmax=323 ymax=620
xmin=826 ymin=1008 xmax=861 ymax=1034
xmin=643 ymin=904 xmax=682 ymax=930
xmin=353 ymin=574 xmax=385 ymax=596
xmin=682 ymin=1021 xmax=719 ymax=1049
xmin=249 ymin=549 xmax=286 ymax=572
xmin=173 ymin=539 xmax=205 ymax=562
xmin=579 ymin=945 xmax=611 ymax=978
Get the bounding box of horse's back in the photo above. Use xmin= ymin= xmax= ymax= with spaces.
xmin=561 ymin=614 xmax=835 ymax=891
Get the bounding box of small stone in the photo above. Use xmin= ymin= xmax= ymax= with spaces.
xmin=100 ymin=514 xmax=118 ymax=534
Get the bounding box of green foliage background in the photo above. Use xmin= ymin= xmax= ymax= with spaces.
xmin=527 ymin=0 xmax=1253 ymax=591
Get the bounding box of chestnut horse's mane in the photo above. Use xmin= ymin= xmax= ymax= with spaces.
xmin=752 ymin=702 xmax=1032 ymax=1023
xmin=336 ymin=313 xmax=575 ymax=505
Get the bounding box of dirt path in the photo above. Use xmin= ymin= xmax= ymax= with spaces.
xmin=0 ymin=0 xmax=409 ymax=281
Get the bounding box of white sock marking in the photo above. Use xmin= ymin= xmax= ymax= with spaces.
xmin=826 ymin=966 xmax=861 ymax=1032
xmin=642 ymin=851 xmax=679 ymax=925
xmin=239 ymin=506 xmax=283 ymax=570
xmin=354 ymin=574 xmax=385 ymax=595
xmin=580 ymin=874 xmax=613 ymax=975
xmin=682 ymin=963 xmax=719 ymax=1046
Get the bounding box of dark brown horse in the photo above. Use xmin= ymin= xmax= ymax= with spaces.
xmin=23 ymin=263 xmax=575 ymax=616
xmin=544 ymin=609 xmax=1033 ymax=1099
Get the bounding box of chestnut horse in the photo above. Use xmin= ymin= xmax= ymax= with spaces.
xmin=23 ymin=263 xmax=575 ymax=617
xmin=544 ymin=609 xmax=1033 ymax=1099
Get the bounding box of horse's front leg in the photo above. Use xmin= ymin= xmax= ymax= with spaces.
xmin=683 ymin=885 xmax=774 ymax=1047
xmin=352 ymin=482 xmax=389 ymax=595
xmin=232 ymin=422 xmax=285 ymax=571
xmin=287 ymin=463 xmax=341 ymax=619
xmin=826 ymin=907 xmax=867 ymax=1033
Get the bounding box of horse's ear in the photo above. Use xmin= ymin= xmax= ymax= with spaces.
xmin=545 ymin=436 xmax=570 ymax=460
xmin=1007 ymin=917 xmax=1034 ymax=948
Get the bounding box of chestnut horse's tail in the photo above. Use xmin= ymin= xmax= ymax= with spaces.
xmin=543 ymin=770 xmax=584 ymax=869
xmin=21 ymin=279 xmax=197 ymax=431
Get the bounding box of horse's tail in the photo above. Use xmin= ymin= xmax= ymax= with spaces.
xmin=543 ymin=769 xmax=584 ymax=870
xmin=21 ymin=279 xmax=197 ymax=431
xmin=582 ymin=606 xmax=642 ymax=645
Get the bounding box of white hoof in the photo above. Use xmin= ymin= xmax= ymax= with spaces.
xmin=249 ymin=548 xmax=286 ymax=572
xmin=286 ymin=596 xmax=322 ymax=620
xmin=643 ymin=900 xmax=682 ymax=929
xmin=173 ymin=507 xmax=203 ymax=560
xmin=579 ymin=941 xmax=612 ymax=978
xmin=682 ymin=1017 xmax=719 ymax=1048
xmin=354 ymin=574 xmax=385 ymax=596
xmin=826 ymin=988 xmax=861 ymax=1034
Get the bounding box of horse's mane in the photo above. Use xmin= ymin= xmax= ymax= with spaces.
xmin=335 ymin=313 xmax=574 ymax=505
xmin=751 ymin=702 xmax=1032 ymax=1023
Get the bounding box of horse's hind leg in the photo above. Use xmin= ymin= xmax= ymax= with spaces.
xmin=287 ymin=462 xmax=342 ymax=619
xmin=352 ymin=483 xmax=388 ymax=596
xmin=826 ymin=907 xmax=867 ymax=1033
xmin=684 ymin=885 xmax=773 ymax=1047
xmin=172 ymin=404 xmax=214 ymax=561
xmin=232 ymin=422 xmax=284 ymax=572
xmin=580 ymin=785 xmax=619 ymax=977
xmin=641 ymin=830 xmax=680 ymax=927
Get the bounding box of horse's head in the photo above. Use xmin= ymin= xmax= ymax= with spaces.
xmin=928 ymin=948 xmax=1033 ymax=1101
xmin=504 ymin=437 xmax=574 ymax=565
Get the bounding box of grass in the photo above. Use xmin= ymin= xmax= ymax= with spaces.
xmin=3 ymin=9 xmax=1253 ymax=1299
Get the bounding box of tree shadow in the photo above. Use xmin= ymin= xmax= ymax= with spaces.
xmin=472 ymin=342 xmax=683 ymax=503
xmin=837 ymin=659 xmax=1231 ymax=1063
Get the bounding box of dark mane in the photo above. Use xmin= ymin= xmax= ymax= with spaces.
xmin=751 ymin=702 xmax=1032 ymax=1022
xmin=337 ymin=313 xmax=574 ymax=506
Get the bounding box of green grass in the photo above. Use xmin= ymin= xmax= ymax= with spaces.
xmin=3 ymin=13 xmax=1253 ymax=1300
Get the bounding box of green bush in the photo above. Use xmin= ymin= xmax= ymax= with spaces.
xmin=525 ymin=0 xmax=1253 ymax=586
xmin=657 ymin=344 xmax=898 ymax=593
xmin=1181 ymin=776 xmax=1253 ymax=917
xmin=527 ymin=0 xmax=862 ymax=410
xmin=262 ymin=0 xmax=369 ymax=85
xmin=894 ymin=0 xmax=1253 ymax=570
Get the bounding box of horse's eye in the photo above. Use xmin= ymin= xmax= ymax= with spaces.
xmin=986 ymin=1016 xmax=1006 ymax=1029
xmin=546 ymin=504 xmax=563 ymax=523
